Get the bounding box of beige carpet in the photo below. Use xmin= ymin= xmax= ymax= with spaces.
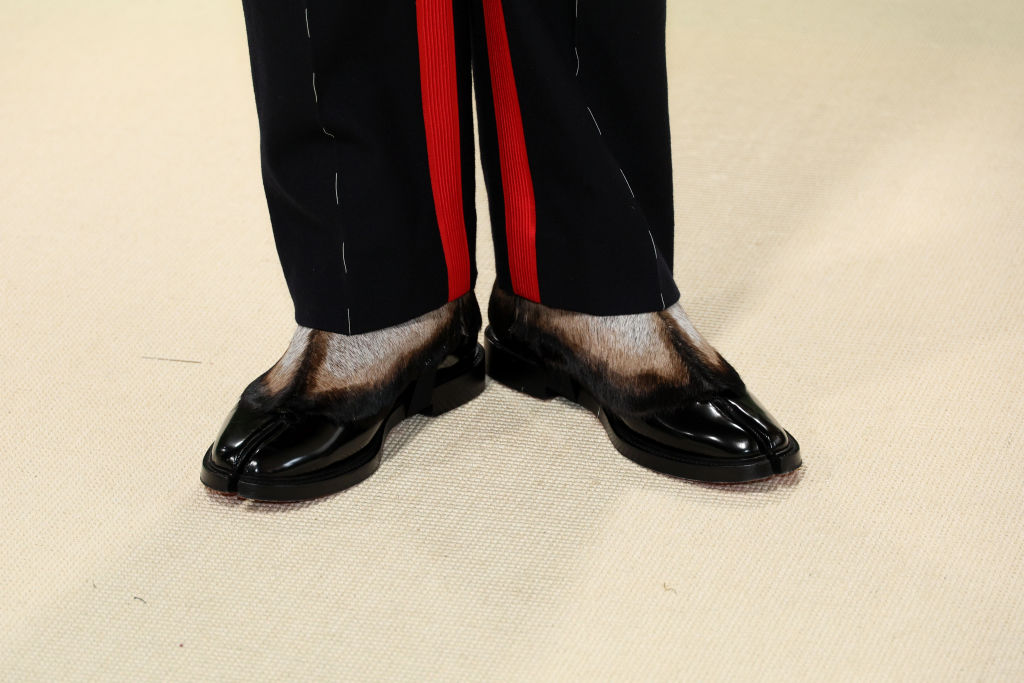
xmin=3 ymin=0 xmax=1023 ymax=679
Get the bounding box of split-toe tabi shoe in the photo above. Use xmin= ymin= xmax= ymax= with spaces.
xmin=484 ymin=286 xmax=801 ymax=483
xmin=200 ymin=293 xmax=485 ymax=501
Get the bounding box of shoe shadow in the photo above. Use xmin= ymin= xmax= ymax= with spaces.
xmin=203 ymin=488 xmax=325 ymax=512
xmin=661 ymin=465 xmax=806 ymax=508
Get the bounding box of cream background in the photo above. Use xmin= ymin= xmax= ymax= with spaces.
xmin=2 ymin=0 xmax=1023 ymax=679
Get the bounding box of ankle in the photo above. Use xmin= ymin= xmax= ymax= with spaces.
xmin=239 ymin=292 xmax=481 ymax=422
xmin=487 ymin=285 xmax=744 ymax=415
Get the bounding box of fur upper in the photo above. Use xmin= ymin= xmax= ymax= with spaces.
xmin=239 ymin=292 xmax=481 ymax=423
xmin=487 ymin=285 xmax=745 ymax=416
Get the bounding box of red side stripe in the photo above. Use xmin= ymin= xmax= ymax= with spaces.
xmin=481 ymin=0 xmax=540 ymax=302
xmin=416 ymin=0 xmax=472 ymax=301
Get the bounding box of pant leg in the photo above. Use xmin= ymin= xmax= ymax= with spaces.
xmin=471 ymin=0 xmax=679 ymax=315
xmin=241 ymin=0 xmax=477 ymax=334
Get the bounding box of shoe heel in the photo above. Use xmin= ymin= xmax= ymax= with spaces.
xmin=484 ymin=326 xmax=569 ymax=400
xmin=418 ymin=344 xmax=486 ymax=417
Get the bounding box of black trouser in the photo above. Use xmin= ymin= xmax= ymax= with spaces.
xmin=241 ymin=0 xmax=680 ymax=335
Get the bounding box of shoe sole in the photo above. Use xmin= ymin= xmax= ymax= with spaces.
xmin=483 ymin=327 xmax=801 ymax=483
xmin=200 ymin=343 xmax=486 ymax=501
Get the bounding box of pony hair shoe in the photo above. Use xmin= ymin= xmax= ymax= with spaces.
xmin=484 ymin=285 xmax=801 ymax=482
xmin=200 ymin=292 xmax=484 ymax=501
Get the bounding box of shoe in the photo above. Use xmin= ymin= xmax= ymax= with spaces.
xmin=483 ymin=287 xmax=801 ymax=483
xmin=200 ymin=294 xmax=485 ymax=501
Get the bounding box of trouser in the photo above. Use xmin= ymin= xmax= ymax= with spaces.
xmin=241 ymin=0 xmax=681 ymax=335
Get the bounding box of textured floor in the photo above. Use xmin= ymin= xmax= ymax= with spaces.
xmin=2 ymin=0 xmax=1023 ymax=680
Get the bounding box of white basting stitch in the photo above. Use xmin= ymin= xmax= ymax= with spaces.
xmin=573 ymin=1 xmax=663 ymax=309
xmin=305 ymin=7 xmax=352 ymax=324
xmin=649 ymin=229 xmax=666 ymax=308
xmin=620 ymin=168 xmax=635 ymax=198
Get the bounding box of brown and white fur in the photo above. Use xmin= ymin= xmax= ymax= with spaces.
xmin=487 ymin=285 xmax=745 ymax=416
xmin=239 ymin=292 xmax=481 ymax=423
xmin=239 ymin=284 xmax=741 ymax=423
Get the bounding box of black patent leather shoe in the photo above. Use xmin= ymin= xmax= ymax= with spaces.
xmin=200 ymin=341 xmax=485 ymax=501
xmin=484 ymin=326 xmax=800 ymax=483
